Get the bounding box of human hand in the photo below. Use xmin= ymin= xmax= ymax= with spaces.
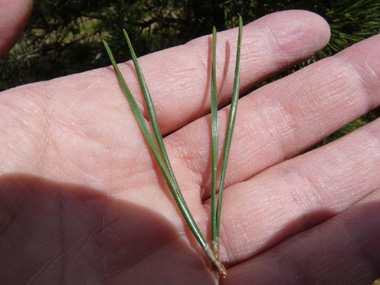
xmin=1 ymin=10 xmax=379 ymax=284
xmin=0 ymin=0 xmax=33 ymax=57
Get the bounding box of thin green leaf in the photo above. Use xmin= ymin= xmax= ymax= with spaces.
xmin=103 ymin=39 xmax=201 ymax=245
xmin=122 ymin=29 xmax=189 ymax=216
xmin=210 ymin=26 xmax=219 ymax=254
xmin=215 ymin=15 xmax=243 ymax=243
xmin=103 ymin=39 xmax=227 ymax=277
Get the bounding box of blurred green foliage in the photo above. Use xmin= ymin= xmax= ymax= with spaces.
xmin=0 ymin=0 xmax=379 ymax=144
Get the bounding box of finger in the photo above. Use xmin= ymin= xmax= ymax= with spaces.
xmin=219 ymin=118 xmax=380 ymax=264
xmin=168 ymin=34 xmax=380 ymax=198
xmin=28 ymin=10 xmax=328 ymax=134
xmin=0 ymin=10 xmax=329 ymax=185
xmin=0 ymin=0 xmax=33 ymax=57
xmin=222 ymin=188 xmax=380 ymax=284
xmin=130 ymin=10 xmax=330 ymax=134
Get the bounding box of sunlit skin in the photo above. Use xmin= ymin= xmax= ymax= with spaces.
xmin=1 ymin=5 xmax=380 ymax=284
xmin=0 ymin=0 xmax=33 ymax=57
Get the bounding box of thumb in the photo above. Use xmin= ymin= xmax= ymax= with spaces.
xmin=0 ymin=0 xmax=33 ymax=57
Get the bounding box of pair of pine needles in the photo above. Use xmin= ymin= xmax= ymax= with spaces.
xmin=103 ymin=15 xmax=242 ymax=278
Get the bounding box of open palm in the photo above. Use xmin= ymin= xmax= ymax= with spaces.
xmin=1 ymin=10 xmax=380 ymax=284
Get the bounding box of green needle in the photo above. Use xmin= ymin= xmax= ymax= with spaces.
xmin=103 ymin=37 xmax=227 ymax=277
xmin=212 ymin=15 xmax=243 ymax=256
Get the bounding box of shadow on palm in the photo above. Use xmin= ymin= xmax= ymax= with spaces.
xmin=2 ymin=174 xmax=378 ymax=284
xmin=0 ymin=174 xmax=215 ymax=284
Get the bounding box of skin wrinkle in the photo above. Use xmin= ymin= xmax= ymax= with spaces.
xmin=167 ymin=41 xmax=215 ymax=125
xmin=241 ymin=35 xmax=274 ymax=86
xmin=275 ymin=58 xmax=364 ymax=132
xmin=356 ymin=197 xmax=380 ymax=279
xmin=338 ymin=40 xmax=380 ymax=107
xmin=126 ymin=49 xmax=201 ymax=129
xmin=300 ymin=172 xmax=325 ymax=211
xmin=122 ymin=142 xmax=144 ymax=180
xmin=186 ymin=35 xmax=212 ymax=84
xmin=59 ymin=191 xmax=67 ymax=284
xmin=328 ymin=199 xmax=379 ymax=282
xmin=322 ymin=129 xmax=378 ymax=199
xmin=118 ymin=169 xmax=158 ymax=199
xmin=125 ymin=13 xmax=330 ymax=137
xmin=204 ymin=94 xmax=289 ymax=196
xmin=32 ymin=106 xmax=52 ymax=176
xmin=222 ymin=189 xmax=380 ymax=284
xmin=178 ymin=107 xmax=233 ymax=199
xmin=217 ymin=227 xmax=234 ymax=266
xmin=60 ymin=193 xmax=107 ymax=282
xmin=97 ymin=12 xmax=330 ymax=141
xmin=173 ymin=58 xmax=206 ymax=91
xmin=67 ymin=225 xmax=101 ymax=265
xmin=165 ymin=122 xmax=210 ymax=199
xmin=217 ymin=203 xmax=247 ymax=264
xmin=90 ymin=135 xmax=133 ymax=182
xmin=47 ymin=135 xmax=66 ymax=182
xmin=261 ymin=23 xmax=282 ymax=71
xmin=110 ymin=27 xmax=380 ymax=270
xmin=262 ymin=94 xmax=299 ymax=161
xmin=366 ymin=125 xmax=380 ymax=162
xmin=26 ymin=83 xmax=63 ymax=178
xmin=0 ymin=185 xmax=28 ymax=238
xmin=217 ymin=120 xmax=380 ymax=265
xmin=43 ymin=80 xmax=153 ymax=187
xmin=54 ymin=91 xmax=88 ymax=125
xmin=169 ymin=40 xmax=380 ymax=201
xmin=120 ymin=237 xmax=181 ymax=277
xmin=276 ymin=165 xmax=325 ymax=213
xmin=0 ymin=94 xmax=46 ymax=173
xmin=4 ymin=9 xmax=380 ymax=282
xmin=165 ymin=133 xmax=199 ymax=179
xmin=104 ymin=62 xmax=153 ymax=125
xmin=95 ymin=213 xmax=107 ymax=284
xmin=290 ymin=132 xmax=374 ymax=211
xmin=338 ymin=43 xmax=380 ymax=106
xmin=323 ymin=127 xmax=373 ymax=207
xmin=302 ymin=163 xmax=340 ymax=208
xmin=3 ymin=188 xmax=63 ymax=285
xmin=24 ymin=251 xmax=63 ymax=285
xmin=218 ymin=184 xmax=255 ymax=260
xmin=336 ymin=57 xmax=374 ymax=113
xmin=104 ymin=210 xmax=189 ymax=281
xmin=293 ymin=69 xmax=345 ymax=123
xmin=0 ymin=204 xmax=13 ymax=238
xmin=33 ymin=140 xmax=50 ymax=179
xmin=360 ymin=60 xmax=380 ymax=90
xmin=343 ymin=215 xmax=377 ymax=278
xmin=259 ymin=13 xmax=328 ymax=70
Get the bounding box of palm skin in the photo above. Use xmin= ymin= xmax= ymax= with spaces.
xmin=1 ymin=9 xmax=380 ymax=284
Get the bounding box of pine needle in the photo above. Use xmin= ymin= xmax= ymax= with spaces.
xmin=213 ymin=15 xmax=243 ymax=254
xmin=210 ymin=25 xmax=219 ymax=256
xmin=103 ymin=37 xmax=227 ymax=277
